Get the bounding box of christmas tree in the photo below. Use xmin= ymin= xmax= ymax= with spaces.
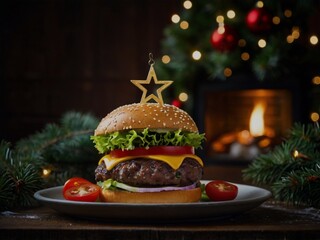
xmin=156 ymin=0 xmax=320 ymax=117
xmin=156 ymin=0 xmax=320 ymax=207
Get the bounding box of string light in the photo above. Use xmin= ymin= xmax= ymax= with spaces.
xmin=286 ymin=27 xmax=300 ymax=44
xmin=258 ymin=39 xmax=267 ymax=48
xmin=241 ymin=52 xmax=250 ymax=61
xmin=310 ymin=35 xmax=319 ymax=45
xmin=42 ymin=168 xmax=52 ymax=177
xmin=217 ymin=24 xmax=225 ymax=34
xmin=284 ymin=9 xmax=292 ymax=18
xmin=310 ymin=112 xmax=319 ymax=122
xmin=224 ymin=67 xmax=232 ymax=77
xmin=192 ymin=50 xmax=201 ymax=60
xmin=312 ymin=76 xmax=320 ymax=85
xmin=171 ymin=14 xmax=180 ymax=23
xmin=227 ymin=10 xmax=236 ymax=19
xmin=272 ymin=16 xmax=280 ymax=25
xmin=180 ymin=20 xmax=189 ymax=30
xmin=310 ymin=77 xmax=320 ymax=123
xmin=161 ymin=55 xmax=171 ymax=64
xmin=183 ymin=0 xmax=192 ymax=9
xmin=293 ymin=150 xmax=299 ymax=158
xmin=292 ymin=27 xmax=300 ymax=39
xmin=216 ymin=15 xmax=224 ymax=23
xmin=256 ymin=1 xmax=264 ymax=8
xmin=238 ymin=39 xmax=246 ymax=47
xmin=179 ymin=92 xmax=189 ymax=102
xmin=292 ymin=149 xmax=309 ymax=160
xmin=287 ymin=35 xmax=294 ymax=44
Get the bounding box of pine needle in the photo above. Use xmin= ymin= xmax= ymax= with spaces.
xmin=243 ymin=123 xmax=320 ymax=208
xmin=0 ymin=111 xmax=100 ymax=210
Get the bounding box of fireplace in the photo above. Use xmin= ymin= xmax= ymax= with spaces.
xmin=195 ymin=77 xmax=304 ymax=164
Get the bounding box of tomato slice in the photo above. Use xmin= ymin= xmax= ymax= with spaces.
xmin=110 ymin=146 xmax=194 ymax=158
xmin=63 ymin=183 xmax=100 ymax=202
xmin=63 ymin=177 xmax=91 ymax=193
xmin=205 ymin=180 xmax=238 ymax=201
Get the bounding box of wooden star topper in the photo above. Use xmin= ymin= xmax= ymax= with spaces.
xmin=131 ymin=54 xmax=172 ymax=105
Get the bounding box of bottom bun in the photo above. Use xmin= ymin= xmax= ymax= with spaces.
xmin=100 ymin=187 xmax=202 ymax=203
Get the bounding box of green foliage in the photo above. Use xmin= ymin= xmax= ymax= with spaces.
xmin=243 ymin=123 xmax=320 ymax=208
xmin=0 ymin=112 xmax=100 ymax=210
xmin=156 ymin=0 xmax=320 ymax=107
xmin=0 ymin=141 xmax=44 ymax=210
xmin=16 ymin=112 xmax=99 ymax=165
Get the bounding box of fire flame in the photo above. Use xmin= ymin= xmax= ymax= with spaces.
xmin=249 ymin=102 xmax=265 ymax=137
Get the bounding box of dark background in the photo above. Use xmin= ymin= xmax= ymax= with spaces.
xmin=1 ymin=0 xmax=180 ymax=142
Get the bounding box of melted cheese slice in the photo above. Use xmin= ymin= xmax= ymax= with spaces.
xmin=98 ymin=154 xmax=203 ymax=170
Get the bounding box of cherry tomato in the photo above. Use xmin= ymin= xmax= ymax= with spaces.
xmin=205 ymin=180 xmax=238 ymax=201
xmin=110 ymin=146 xmax=194 ymax=158
xmin=63 ymin=183 xmax=100 ymax=202
xmin=63 ymin=177 xmax=91 ymax=193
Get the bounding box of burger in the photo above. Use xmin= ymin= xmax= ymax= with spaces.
xmin=91 ymin=103 xmax=205 ymax=203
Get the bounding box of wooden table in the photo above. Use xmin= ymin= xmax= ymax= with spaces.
xmin=1 ymin=201 xmax=320 ymax=240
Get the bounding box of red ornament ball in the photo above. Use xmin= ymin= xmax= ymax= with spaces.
xmin=246 ymin=7 xmax=272 ymax=33
xmin=210 ymin=25 xmax=238 ymax=52
xmin=171 ymin=99 xmax=182 ymax=108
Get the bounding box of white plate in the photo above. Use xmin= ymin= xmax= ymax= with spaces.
xmin=34 ymin=181 xmax=271 ymax=222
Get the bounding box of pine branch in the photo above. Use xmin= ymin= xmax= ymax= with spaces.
xmin=272 ymin=164 xmax=320 ymax=207
xmin=0 ymin=141 xmax=44 ymax=210
xmin=0 ymin=111 xmax=100 ymax=210
xmin=15 ymin=112 xmax=99 ymax=165
xmin=243 ymin=123 xmax=320 ymax=207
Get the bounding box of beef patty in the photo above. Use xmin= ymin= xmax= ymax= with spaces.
xmin=95 ymin=158 xmax=203 ymax=187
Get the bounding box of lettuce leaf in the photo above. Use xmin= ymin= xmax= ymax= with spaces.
xmin=91 ymin=128 xmax=205 ymax=154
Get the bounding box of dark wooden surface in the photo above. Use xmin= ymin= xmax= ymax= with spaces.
xmin=1 ymin=202 xmax=320 ymax=240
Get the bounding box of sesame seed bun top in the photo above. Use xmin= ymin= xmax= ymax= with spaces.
xmin=94 ymin=103 xmax=199 ymax=135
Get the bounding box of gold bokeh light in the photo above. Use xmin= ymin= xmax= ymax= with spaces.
xmin=161 ymin=55 xmax=171 ymax=64
xmin=241 ymin=52 xmax=250 ymax=61
xmin=258 ymin=39 xmax=267 ymax=48
xmin=183 ymin=0 xmax=192 ymax=9
xmin=227 ymin=10 xmax=236 ymax=19
xmin=192 ymin=50 xmax=201 ymax=60
xmin=310 ymin=112 xmax=319 ymax=122
xmin=312 ymin=76 xmax=320 ymax=85
xmin=310 ymin=35 xmax=319 ymax=45
xmin=216 ymin=15 xmax=224 ymax=23
xmin=224 ymin=67 xmax=232 ymax=77
xmin=272 ymin=16 xmax=280 ymax=25
xmin=179 ymin=92 xmax=189 ymax=102
xmin=171 ymin=14 xmax=180 ymax=23
xmin=180 ymin=21 xmax=189 ymax=30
